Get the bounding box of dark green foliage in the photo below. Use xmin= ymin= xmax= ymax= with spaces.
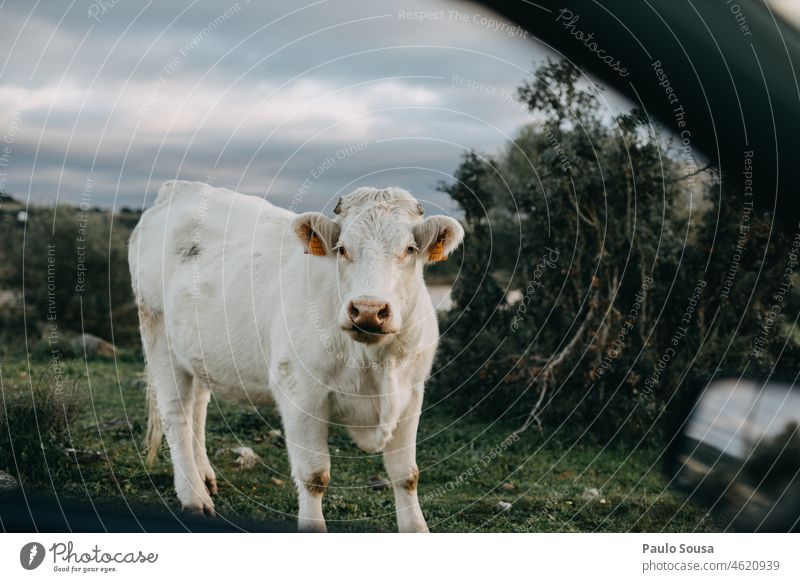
xmin=430 ymin=59 xmax=800 ymax=441
xmin=0 ymin=203 xmax=141 ymax=354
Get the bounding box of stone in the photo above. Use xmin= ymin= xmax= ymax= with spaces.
xmin=232 ymin=446 xmax=260 ymax=469
xmin=0 ymin=470 xmax=18 ymax=492
xmin=581 ymin=487 xmax=600 ymax=501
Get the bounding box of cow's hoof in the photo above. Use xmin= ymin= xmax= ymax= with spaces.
xmin=182 ymin=505 xmax=216 ymax=519
xmin=182 ymin=492 xmax=215 ymax=518
xmin=205 ymin=477 xmax=218 ymax=496
xmin=182 ymin=507 xmax=202 ymax=519
xmin=297 ymin=519 xmax=327 ymax=533
xmin=398 ymin=518 xmax=429 ymax=533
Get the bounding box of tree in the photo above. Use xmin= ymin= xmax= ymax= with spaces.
xmin=429 ymin=59 xmax=800 ymax=441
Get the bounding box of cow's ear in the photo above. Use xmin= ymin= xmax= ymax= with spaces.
xmin=413 ymin=216 xmax=464 ymax=264
xmin=292 ymin=212 xmax=341 ymax=256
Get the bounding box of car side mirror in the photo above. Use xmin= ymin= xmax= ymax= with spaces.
xmin=667 ymin=378 xmax=800 ymax=532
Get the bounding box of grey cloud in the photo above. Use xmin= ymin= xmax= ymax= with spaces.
xmin=1 ymin=0 xmax=551 ymax=213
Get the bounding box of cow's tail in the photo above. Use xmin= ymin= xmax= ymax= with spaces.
xmin=144 ymin=380 xmax=163 ymax=467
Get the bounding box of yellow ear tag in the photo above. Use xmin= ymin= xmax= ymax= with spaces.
xmin=308 ymin=232 xmax=326 ymax=256
xmin=428 ymin=239 xmax=446 ymax=262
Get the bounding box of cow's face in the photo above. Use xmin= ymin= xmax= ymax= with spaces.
xmin=293 ymin=187 xmax=464 ymax=345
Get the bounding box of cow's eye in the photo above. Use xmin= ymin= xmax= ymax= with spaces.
xmin=406 ymin=246 xmax=417 ymax=256
xmin=337 ymin=246 xmax=348 ymax=258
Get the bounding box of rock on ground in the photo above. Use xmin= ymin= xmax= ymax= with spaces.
xmin=231 ymin=446 xmax=260 ymax=469
xmin=581 ymin=487 xmax=600 ymax=501
xmin=0 ymin=470 xmax=19 ymax=492
xmin=69 ymin=333 xmax=118 ymax=358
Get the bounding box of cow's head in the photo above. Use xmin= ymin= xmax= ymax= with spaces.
xmin=292 ymin=187 xmax=464 ymax=345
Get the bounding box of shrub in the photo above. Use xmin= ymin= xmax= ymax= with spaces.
xmin=0 ymin=370 xmax=82 ymax=482
xmin=429 ymin=59 xmax=800 ymax=441
xmin=0 ymin=203 xmax=142 ymax=355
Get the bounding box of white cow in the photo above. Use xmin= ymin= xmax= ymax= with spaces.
xmin=128 ymin=181 xmax=464 ymax=532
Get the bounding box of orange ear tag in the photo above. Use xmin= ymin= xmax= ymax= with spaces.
xmin=308 ymin=232 xmax=326 ymax=256
xmin=428 ymin=239 xmax=447 ymax=262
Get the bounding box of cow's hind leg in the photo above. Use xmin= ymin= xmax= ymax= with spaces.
xmin=192 ymin=378 xmax=217 ymax=495
xmin=142 ymin=313 xmax=214 ymax=516
xmin=156 ymin=364 xmax=214 ymax=516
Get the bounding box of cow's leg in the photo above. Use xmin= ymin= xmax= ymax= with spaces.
xmin=150 ymin=358 xmax=214 ymax=516
xmin=139 ymin=304 xmax=213 ymax=516
xmin=277 ymin=389 xmax=330 ymax=532
xmin=192 ymin=379 xmax=217 ymax=495
xmin=383 ymin=397 xmax=428 ymax=533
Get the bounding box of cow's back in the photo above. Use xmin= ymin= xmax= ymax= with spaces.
xmin=129 ymin=180 xmax=305 ymax=393
xmin=130 ymin=181 xmax=292 ymax=309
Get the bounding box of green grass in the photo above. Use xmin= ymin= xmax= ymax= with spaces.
xmin=0 ymin=359 xmax=720 ymax=532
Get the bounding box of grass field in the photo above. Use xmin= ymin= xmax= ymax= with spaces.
xmin=1 ymin=359 xmax=720 ymax=532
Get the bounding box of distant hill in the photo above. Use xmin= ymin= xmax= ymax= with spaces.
xmin=0 ymin=191 xmax=24 ymax=210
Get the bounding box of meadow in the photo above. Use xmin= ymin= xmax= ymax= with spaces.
xmin=1 ymin=358 xmax=720 ymax=532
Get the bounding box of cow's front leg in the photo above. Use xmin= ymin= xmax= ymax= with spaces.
xmin=383 ymin=393 xmax=429 ymax=533
xmin=278 ymin=393 xmax=331 ymax=533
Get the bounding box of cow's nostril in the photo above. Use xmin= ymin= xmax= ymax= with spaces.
xmin=347 ymin=298 xmax=392 ymax=335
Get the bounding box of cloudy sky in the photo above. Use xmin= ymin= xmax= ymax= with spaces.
xmin=0 ymin=0 xmax=562 ymax=214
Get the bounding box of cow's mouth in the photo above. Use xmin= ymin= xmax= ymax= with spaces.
xmin=343 ymin=326 xmax=394 ymax=344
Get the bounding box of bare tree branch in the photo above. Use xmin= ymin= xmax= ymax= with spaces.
xmin=514 ymin=296 xmax=598 ymax=435
xmin=669 ymin=163 xmax=714 ymax=183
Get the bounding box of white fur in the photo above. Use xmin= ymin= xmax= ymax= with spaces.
xmin=129 ymin=180 xmax=464 ymax=532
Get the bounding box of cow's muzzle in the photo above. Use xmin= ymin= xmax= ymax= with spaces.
xmin=344 ymin=297 xmax=394 ymax=343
